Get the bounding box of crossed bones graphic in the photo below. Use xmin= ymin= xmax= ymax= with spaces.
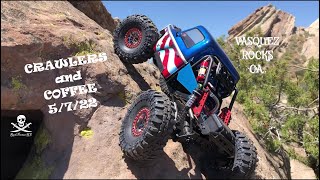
xmin=11 ymin=122 xmax=32 ymax=133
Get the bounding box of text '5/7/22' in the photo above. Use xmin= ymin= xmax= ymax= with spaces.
xmin=48 ymin=98 xmax=98 ymax=114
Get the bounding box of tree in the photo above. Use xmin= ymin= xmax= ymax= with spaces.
xmin=216 ymin=31 xmax=319 ymax=174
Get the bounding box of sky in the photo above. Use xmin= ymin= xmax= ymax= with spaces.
xmin=103 ymin=1 xmax=319 ymax=38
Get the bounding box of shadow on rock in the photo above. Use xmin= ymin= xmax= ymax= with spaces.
xmin=122 ymin=62 xmax=151 ymax=91
xmin=44 ymin=111 xmax=77 ymax=179
xmin=185 ymin=143 xmax=262 ymax=180
xmin=125 ymin=141 xmax=262 ymax=179
xmin=182 ymin=143 xmax=230 ymax=180
xmin=100 ymin=96 xmax=127 ymax=107
xmin=124 ymin=151 xmax=203 ymax=179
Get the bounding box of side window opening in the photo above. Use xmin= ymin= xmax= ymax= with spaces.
xmin=181 ymin=28 xmax=205 ymax=48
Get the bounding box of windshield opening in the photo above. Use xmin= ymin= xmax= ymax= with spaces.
xmin=181 ymin=28 xmax=205 ymax=48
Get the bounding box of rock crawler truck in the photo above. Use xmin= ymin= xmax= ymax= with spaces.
xmin=113 ymin=14 xmax=258 ymax=178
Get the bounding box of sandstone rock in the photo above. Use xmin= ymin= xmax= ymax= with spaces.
xmin=227 ymin=4 xmax=297 ymax=60
xmin=290 ymin=159 xmax=317 ymax=179
xmin=228 ymin=4 xmax=318 ymax=64
xmin=301 ymin=18 xmax=319 ymax=60
xmin=2 ymin=1 xmax=314 ymax=179
xmin=1 ymin=1 xmax=158 ymax=177
xmin=228 ymin=4 xmax=295 ymax=39
xmin=308 ymin=18 xmax=319 ymax=34
xmin=68 ymin=1 xmax=117 ymax=32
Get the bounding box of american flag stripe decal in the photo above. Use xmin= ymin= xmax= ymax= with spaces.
xmin=167 ymin=48 xmax=177 ymax=74
xmin=169 ymin=40 xmax=173 ymax=47
xmin=157 ymin=48 xmax=185 ymax=78
xmin=154 ymin=25 xmax=187 ymax=78
xmin=162 ymin=49 xmax=169 ymax=68
xmin=159 ymin=50 xmax=165 ymax=63
xmin=174 ymin=51 xmax=184 ymax=71
xmin=160 ymin=35 xmax=169 ymax=49
xmin=164 ymin=37 xmax=171 ymax=49
xmin=156 ymin=31 xmax=169 ymax=51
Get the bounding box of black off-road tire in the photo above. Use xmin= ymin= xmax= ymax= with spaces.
xmin=119 ymin=90 xmax=176 ymax=161
xmin=113 ymin=14 xmax=159 ymax=64
xmin=198 ymin=130 xmax=257 ymax=179
xmin=229 ymin=130 xmax=257 ymax=179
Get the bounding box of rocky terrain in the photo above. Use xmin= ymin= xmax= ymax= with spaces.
xmin=228 ymin=4 xmax=295 ymax=40
xmin=228 ymin=4 xmax=319 ymax=60
xmin=301 ymin=19 xmax=319 ymax=60
xmin=1 ymin=1 xmax=317 ymax=179
xmin=68 ymin=1 xmax=118 ymax=32
xmin=53 ymin=96 xmax=288 ymax=179
xmin=227 ymin=4 xmax=318 ymax=179
xmin=1 ymin=1 xmax=158 ymax=178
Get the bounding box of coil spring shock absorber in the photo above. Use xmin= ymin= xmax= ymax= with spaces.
xmin=185 ymin=57 xmax=211 ymax=108
xmin=187 ymin=56 xmax=213 ymax=108
xmin=181 ymin=57 xmax=213 ymax=136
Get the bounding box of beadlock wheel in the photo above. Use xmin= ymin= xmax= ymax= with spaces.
xmin=113 ymin=14 xmax=159 ymax=64
xmin=119 ymin=90 xmax=176 ymax=161
xmin=124 ymin=28 xmax=143 ymax=49
xmin=131 ymin=107 xmax=150 ymax=137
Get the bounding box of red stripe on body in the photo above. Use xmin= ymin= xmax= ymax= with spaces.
xmin=161 ymin=49 xmax=170 ymax=78
xmin=160 ymin=35 xmax=169 ymax=49
xmin=162 ymin=49 xmax=169 ymax=68
xmin=169 ymin=40 xmax=174 ymax=47
xmin=162 ymin=69 xmax=170 ymax=78
xmin=173 ymin=49 xmax=184 ymax=69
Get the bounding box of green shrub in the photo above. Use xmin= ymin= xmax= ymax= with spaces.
xmin=216 ymin=32 xmax=319 ymax=171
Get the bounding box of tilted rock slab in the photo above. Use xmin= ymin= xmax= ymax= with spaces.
xmin=1 ymin=1 xmax=159 ymax=177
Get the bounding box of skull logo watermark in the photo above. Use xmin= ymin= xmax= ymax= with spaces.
xmin=17 ymin=115 xmax=26 ymax=127
xmin=10 ymin=114 xmax=32 ymax=137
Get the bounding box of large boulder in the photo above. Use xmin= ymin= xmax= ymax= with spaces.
xmin=227 ymin=4 xmax=319 ymax=60
xmin=4 ymin=2 xmax=312 ymax=179
xmin=68 ymin=1 xmax=117 ymax=32
xmin=1 ymin=1 xmax=159 ymax=178
xmin=227 ymin=4 xmax=295 ymax=59
xmin=301 ymin=19 xmax=319 ymax=60
xmin=290 ymin=159 xmax=317 ymax=179
xmin=228 ymin=4 xmax=295 ymax=39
